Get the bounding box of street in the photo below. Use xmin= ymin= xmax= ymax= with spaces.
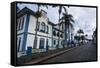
xmin=40 ymin=41 xmax=97 ymax=64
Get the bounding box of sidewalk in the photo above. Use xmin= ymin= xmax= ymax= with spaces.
xmin=17 ymin=46 xmax=79 ymax=65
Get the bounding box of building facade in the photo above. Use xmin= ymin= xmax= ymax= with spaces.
xmin=17 ymin=7 xmax=74 ymax=57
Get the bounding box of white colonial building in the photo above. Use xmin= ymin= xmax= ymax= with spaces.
xmin=17 ymin=7 xmax=74 ymax=57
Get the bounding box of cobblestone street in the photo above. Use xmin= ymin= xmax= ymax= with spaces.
xmin=40 ymin=41 xmax=97 ymax=64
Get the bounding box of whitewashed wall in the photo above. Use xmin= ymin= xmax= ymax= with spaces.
xmin=28 ymin=15 xmax=37 ymax=34
xmin=25 ymin=34 xmax=35 ymax=50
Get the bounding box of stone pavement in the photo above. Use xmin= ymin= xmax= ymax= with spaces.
xmin=41 ymin=41 xmax=97 ymax=64
xmin=17 ymin=41 xmax=97 ymax=65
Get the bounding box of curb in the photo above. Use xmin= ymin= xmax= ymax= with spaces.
xmin=24 ymin=46 xmax=79 ymax=64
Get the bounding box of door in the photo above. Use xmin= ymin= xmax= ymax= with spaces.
xmin=39 ymin=38 xmax=44 ymax=49
xmin=46 ymin=39 xmax=49 ymax=51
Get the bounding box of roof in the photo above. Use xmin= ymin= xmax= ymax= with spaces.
xmin=17 ymin=7 xmax=64 ymax=26
xmin=17 ymin=7 xmax=35 ymax=18
xmin=48 ymin=21 xmax=56 ymax=26
xmin=48 ymin=20 xmax=64 ymax=26
xmin=17 ymin=7 xmax=64 ymax=32
xmin=53 ymin=27 xmax=64 ymax=33
xmin=17 ymin=6 xmax=20 ymax=12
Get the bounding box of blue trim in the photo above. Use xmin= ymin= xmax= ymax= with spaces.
xmin=22 ymin=14 xmax=30 ymax=51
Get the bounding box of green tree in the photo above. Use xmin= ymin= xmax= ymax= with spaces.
xmin=77 ymin=29 xmax=84 ymax=39
xmin=77 ymin=29 xmax=84 ymax=44
xmin=52 ymin=5 xmax=68 ymax=48
xmin=74 ymin=35 xmax=80 ymax=41
xmin=60 ymin=13 xmax=74 ymax=46
xmin=85 ymin=34 xmax=88 ymax=39
xmin=77 ymin=29 xmax=84 ymax=34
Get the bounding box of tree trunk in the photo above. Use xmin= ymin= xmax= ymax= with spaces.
xmin=58 ymin=13 xmax=60 ymax=48
xmin=33 ymin=5 xmax=40 ymax=49
xmin=64 ymin=23 xmax=67 ymax=46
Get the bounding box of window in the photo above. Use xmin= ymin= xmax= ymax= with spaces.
xmin=53 ymin=31 xmax=56 ymax=36
xmin=54 ymin=40 xmax=56 ymax=45
xmin=37 ymin=22 xmax=40 ymax=31
xmin=41 ymin=22 xmax=45 ymax=32
xmin=18 ymin=19 xmax=21 ymax=30
xmin=39 ymin=38 xmax=45 ymax=49
xmin=57 ymin=32 xmax=60 ymax=37
xmin=40 ymin=22 xmax=49 ymax=33
xmin=46 ymin=39 xmax=48 ymax=46
xmin=17 ymin=37 xmax=21 ymax=52
xmin=20 ymin=17 xmax=24 ymax=30
xmin=46 ymin=26 xmax=49 ymax=33
xmin=46 ymin=39 xmax=49 ymax=50
xmin=60 ymin=33 xmax=63 ymax=38
xmin=17 ymin=16 xmax=24 ymax=31
xmin=62 ymin=24 xmax=63 ymax=30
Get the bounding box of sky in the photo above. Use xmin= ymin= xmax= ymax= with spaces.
xmin=17 ymin=3 xmax=96 ymax=39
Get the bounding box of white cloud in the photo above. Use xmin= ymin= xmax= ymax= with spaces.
xmin=17 ymin=3 xmax=96 ymax=39
xmin=68 ymin=7 xmax=96 ymax=39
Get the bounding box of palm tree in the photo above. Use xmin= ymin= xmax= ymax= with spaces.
xmin=77 ymin=29 xmax=84 ymax=37
xmin=52 ymin=5 xmax=68 ymax=48
xmin=70 ymin=22 xmax=74 ymax=41
xmin=60 ymin=13 xmax=74 ymax=47
xmin=85 ymin=34 xmax=88 ymax=37
xmin=77 ymin=29 xmax=84 ymax=44
xmin=33 ymin=4 xmax=48 ymax=49
xmin=85 ymin=34 xmax=88 ymax=39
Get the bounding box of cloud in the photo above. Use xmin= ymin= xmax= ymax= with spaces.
xmin=17 ymin=3 xmax=96 ymax=39
xmin=68 ymin=7 xmax=96 ymax=39
xmin=17 ymin=3 xmax=37 ymax=11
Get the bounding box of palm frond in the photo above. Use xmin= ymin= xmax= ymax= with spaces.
xmin=60 ymin=15 xmax=65 ymax=20
xmin=42 ymin=5 xmax=48 ymax=9
xmin=69 ymin=17 xmax=75 ymax=23
xmin=63 ymin=6 xmax=68 ymax=14
xmin=70 ymin=23 xmax=74 ymax=30
xmin=59 ymin=6 xmax=62 ymax=14
xmin=77 ymin=29 xmax=84 ymax=34
xmin=67 ymin=14 xmax=73 ymax=18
